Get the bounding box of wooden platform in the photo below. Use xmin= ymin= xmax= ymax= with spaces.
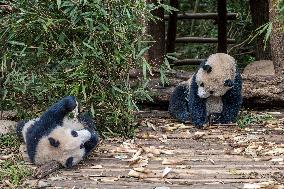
xmin=25 ymin=116 xmax=284 ymax=189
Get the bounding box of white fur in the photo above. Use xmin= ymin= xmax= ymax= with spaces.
xmin=34 ymin=126 xmax=91 ymax=166
xmin=198 ymin=87 xmax=210 ymax=98
xmin=22 ymin=118 xmax=39 ymax=143
xmin=206 ymin=96 xmax=223 ymax=116
xmin=62 ymin=118 xmax=85 ymax=130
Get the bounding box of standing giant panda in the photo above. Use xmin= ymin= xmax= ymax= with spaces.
xmin=16 ymin=96 xmax=99 ymax=168
xmin=169 ymin=53 xmax=242 ymax=128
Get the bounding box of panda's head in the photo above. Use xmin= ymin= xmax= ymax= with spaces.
xmin=195 ymin=53 xmax=236 ymax=98
xmin=48 ymin=127 xmax=91 ymax=151
xmin=43 ymin=126 xmax=92 ymax=168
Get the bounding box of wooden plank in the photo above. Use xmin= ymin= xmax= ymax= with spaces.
xmin=43 ymin=179 xmax=245 ymax=189
xmin=164 ymin=13 xmax=238 ymax=20
xmin=172 ymin=59 xmax=205 ymax=66
xmin=43 ymin=177 xmax=276 ymax=188
xmin=175 ymin=37 xmax=235 ymax=44
xmin=26 ymin=114 xmax=284 ymax=188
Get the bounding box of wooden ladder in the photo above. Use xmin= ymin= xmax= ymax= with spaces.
xmin=165 ymin=0 xmax=237 ymax=66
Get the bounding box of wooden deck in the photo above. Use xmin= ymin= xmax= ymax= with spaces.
xmin=25 ymin=114 xmax=284 ymax=189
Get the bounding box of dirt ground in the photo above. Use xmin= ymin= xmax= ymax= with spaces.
xmin=21 ymin=111 xmax=284 ymax=189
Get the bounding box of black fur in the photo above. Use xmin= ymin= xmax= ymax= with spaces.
xmin=215 ymin=70 xmax=243 ymax=123
xmin=188 ymin=74 xmax=208 ymax=128
xmin=83 ymin=133 xmax=99 ymax=156
xmin=71 ymin=130 xmax=78 ymax=137
xmin=26 ymin=96 xmax=77 ymax=162
xmin=168 ymin=59 xmax=242 ymax=128
xmin=224 ymin=79 xmax=234 ymax=87
xmin=48 ymin=137 xmax=60 ymax=147
xmin=78 ymin=113 xmax=97 ymax=131
xmin=202 ymin=64 xmax=212 ymax=73
xmin=17 ymin=96 xmax=99 ymax=166
xmin=168 ymin=83 xmax=191 ymax=123
xmin=65 ymin=157 xmax=74 ymax=168
xmin=16 ymin=120 xmax=28 ymax=141
xmin=77 ymin=113 xmax=99 ymax=155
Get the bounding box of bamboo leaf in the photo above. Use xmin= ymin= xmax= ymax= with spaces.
xmin=57 ymin=0 xmax=61 ymax=9
xmin=136 ymin=46 xmax=150 ymax=59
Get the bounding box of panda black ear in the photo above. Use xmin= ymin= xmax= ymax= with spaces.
xmin=224 ymin=79 xmax=234 ymax=87
xmin=202 ymin=64 xmax=212 ymax=73
xmin=48 ymin=137 xmax=60 ymax=147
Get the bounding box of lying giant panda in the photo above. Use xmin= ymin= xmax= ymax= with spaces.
xmin=16 ymin=96 xmax=99 ymax=168
xmin=169 ymin=53 xmax=242 ymax=128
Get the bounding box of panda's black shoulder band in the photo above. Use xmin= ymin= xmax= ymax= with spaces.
xmin=224 ymin=79 xmax=234 ymax=87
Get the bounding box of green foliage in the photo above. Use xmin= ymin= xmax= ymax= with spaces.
xmin=237 ymin=111 xmax=275 ymax=128
xmin=278 ymin=0 xmax=284 ymax=21
xmin=0 ymin=160 xmax=31 ymax=187
xmin=0 ymin=0 xmax=156 ymax=135
xmin=0 ymin=134 xmax=31 ymax=188
xmin=249 ymin=22 xmax=272 ymax=50
xmin=0 ymin=134 xmax=21 ymax=149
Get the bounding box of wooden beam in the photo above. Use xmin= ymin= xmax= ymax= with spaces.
xmin=175 ymin=37 xmax=235 ymax=44
xmin=165 ymin=13 xmax=237 ymax=20
xmin=217 ymin=0 xmax=227 ymax=53
xmin=172 ymin=59 xmax=206 ymax=66
xmin=166 ymin=0 xmax=178 ymax=54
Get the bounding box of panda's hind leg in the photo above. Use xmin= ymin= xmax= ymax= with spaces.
xmin=168 ymin=83 xmax=191 ymax=123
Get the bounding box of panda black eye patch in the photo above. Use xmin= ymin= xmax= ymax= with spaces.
xmin=71 ymin=130 xmax=78 ymax=137
xmin=200 ymin=82 xmax=204 ymax=87
xmin=48 ymin=137 xmax=60 ymax=147
xmin=202 ymin=64 xmax=212 ymax=73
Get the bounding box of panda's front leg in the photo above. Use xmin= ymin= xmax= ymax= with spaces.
xmin=188 ymin=80 xmax=208 ymax=128
xmin=216 ymin=73 xmax=242 ymax=124
xmin=189 ymin=99 xmax=208 ymax=128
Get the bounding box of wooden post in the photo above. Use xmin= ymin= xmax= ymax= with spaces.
xmin=217 ymin=0 xmax=227 ymax=53
xmin=249 ymin=0 xmax=271 ymax=60
xmin=166 ymin=0 xmax=178 ymax=54
xmin=269 ymin=0 xmax=284 ymax=75
xmin=147 ymin=0 xmax=165 ymax=67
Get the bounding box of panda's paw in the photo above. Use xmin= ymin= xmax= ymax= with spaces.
xmin=62 ymin=96 xmax=77 ymax=112
xmin=202 ymin=123 xmax=210 ymax=129
xmin=193 ymin=121 xmax=209 ymax=129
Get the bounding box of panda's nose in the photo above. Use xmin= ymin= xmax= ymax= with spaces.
xmin=210 ymin=91 xmax=214 ymax=95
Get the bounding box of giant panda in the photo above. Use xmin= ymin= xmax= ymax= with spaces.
xmin=169 ymin=53 xmax=242 ymax=128
xmin=16 ymin=96 xmax=99 ymax=168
